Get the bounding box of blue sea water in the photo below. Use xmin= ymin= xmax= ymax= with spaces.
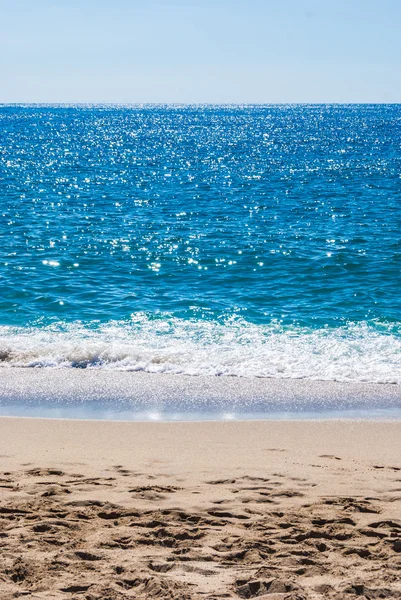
xmin=1 ymin=104 xmax=401 ymax=383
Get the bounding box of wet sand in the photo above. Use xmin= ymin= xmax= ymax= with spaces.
xmin=1 ymin=368 xmax=401 ymax=417
xmin=1 ymin=417 xmax=401 ymax=599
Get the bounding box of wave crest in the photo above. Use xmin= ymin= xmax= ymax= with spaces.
xmin=0 ymin=316 xmax=401 ymax=384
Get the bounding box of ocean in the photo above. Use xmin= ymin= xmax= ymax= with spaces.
xmin=1 ymin=104 xmax=401 ymax=418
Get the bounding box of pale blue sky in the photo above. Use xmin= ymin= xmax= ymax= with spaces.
xmin=1 ymin=0 xmax=400 ymax=103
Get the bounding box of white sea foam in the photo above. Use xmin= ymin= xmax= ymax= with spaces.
xmin=0 ymin=316 xmax=401 ymax=384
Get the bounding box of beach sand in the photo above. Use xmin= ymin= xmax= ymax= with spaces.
xmin=1 ymin=417 xmax=401 ymax=599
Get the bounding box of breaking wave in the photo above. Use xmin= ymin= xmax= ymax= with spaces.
xmin=1 ymin=315 xmax=401 ymax=384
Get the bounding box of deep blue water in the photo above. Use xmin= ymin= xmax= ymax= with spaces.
xmin=1 ymin=104 xmax=401 ymax=382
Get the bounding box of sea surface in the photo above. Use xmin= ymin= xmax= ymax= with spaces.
xmin=1 ymin=104 xmax=401 ymax=394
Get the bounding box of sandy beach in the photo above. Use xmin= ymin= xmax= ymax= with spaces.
xmin=1 ymin=417 xmax=401 ymax=599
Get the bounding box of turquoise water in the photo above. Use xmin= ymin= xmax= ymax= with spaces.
xmin=1 ymin=104 xmax=401 ymax=383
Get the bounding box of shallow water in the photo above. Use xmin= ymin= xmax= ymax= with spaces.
xmin=1 ymin=104 xmax=401 ymax=389
xmin=1 ymin=369 xmax=401 ymax=421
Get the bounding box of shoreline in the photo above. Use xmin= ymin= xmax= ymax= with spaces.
xmin=1 ymin=411 xmax=401 ymax=423
xmin=1 ymin=418 xmax=401 ymax=599
xmin=1 ymin=369 xmax=401 ymax=421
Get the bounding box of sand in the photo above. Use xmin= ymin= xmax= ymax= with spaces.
xmin=1 ymin=417 xmax=401 ymax=599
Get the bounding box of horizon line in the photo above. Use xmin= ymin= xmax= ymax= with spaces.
xmin=1 ymin=102 xmax=401 ymax=107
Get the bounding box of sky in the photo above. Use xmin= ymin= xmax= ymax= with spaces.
xmin=0 ymin=0 xmax=400 ymax=103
